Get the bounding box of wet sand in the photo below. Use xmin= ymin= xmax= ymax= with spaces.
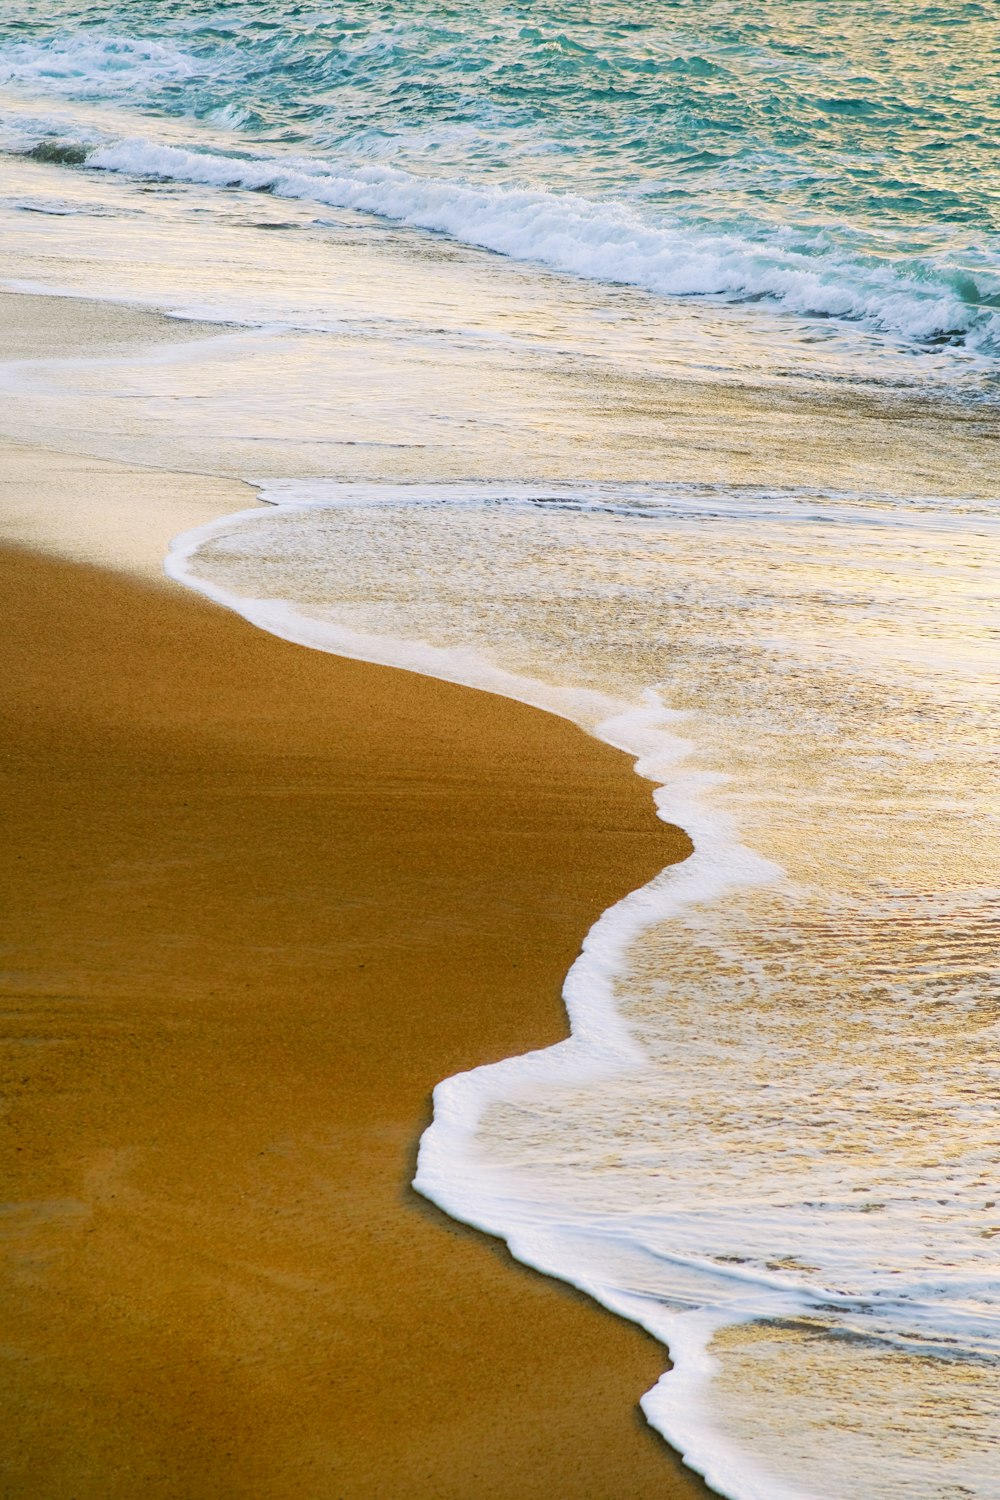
xmin=0 ymin=536 xmax=707 ymax=1498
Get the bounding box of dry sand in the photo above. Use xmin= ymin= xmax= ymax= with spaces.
xmin=0 ymin=531 xmax=707 ymax=1498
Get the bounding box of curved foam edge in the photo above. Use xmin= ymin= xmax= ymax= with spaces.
xmin=164 ymin=490 xmax=789 ymax=1500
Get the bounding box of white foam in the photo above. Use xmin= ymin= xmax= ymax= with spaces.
xmin=164 ymin=487 xmax=795 ymax=1499
xmin=165 ymin=480 xmax=999 ymax=1500
xmin=0 ymin=35 xmax=209 ymax=98
xmin=81 ymin=136 xmax=999 ymax=353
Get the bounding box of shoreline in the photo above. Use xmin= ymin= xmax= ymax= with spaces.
xmin=0 ymin=30 xmax=993 ymax=1486
xmin=0 ymin=526 xmax=707 ymax=1498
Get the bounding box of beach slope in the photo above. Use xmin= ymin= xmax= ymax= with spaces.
xmin=0 ymin=539 xmax=704 ymax=1498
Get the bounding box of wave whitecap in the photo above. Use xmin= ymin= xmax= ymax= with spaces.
xmin=0 ymin=35 xmax=209 ymax=97
xmin=77 ymin=136 xmax=1000 ymax=356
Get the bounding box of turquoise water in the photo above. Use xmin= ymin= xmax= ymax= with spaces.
xmin=2 ymin=1 xmax=1000 ymax=363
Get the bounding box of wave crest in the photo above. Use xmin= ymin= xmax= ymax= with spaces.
xmin=79 ymin=135 xmax=1000 ymax=354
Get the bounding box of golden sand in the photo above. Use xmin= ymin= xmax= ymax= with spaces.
xmin=0 ymin=540 xmax=708 ymax=1498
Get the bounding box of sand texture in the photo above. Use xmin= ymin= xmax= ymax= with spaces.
xmin=0 ymin=540 xmax=707 ymax=1499
xmin=0 ymin=426 xmax=254 ymax=580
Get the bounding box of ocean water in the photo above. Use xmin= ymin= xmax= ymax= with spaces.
xmin=0 ymin=5 xmax=997 ymax=1497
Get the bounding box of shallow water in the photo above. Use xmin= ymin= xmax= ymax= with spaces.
xmin=0 ymin=6 xmax=998 ymax=1496
xmin=171 ymin=481 xmax=999 ymax=1498
xmin=2 ymin=1 xmax=1000 ymax=366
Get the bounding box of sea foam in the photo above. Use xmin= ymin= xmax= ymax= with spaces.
xmin=0 ymin=35 xmax=207 ymax=97
xmin=164 ymin=478 xmax=1000 ymax=1500
xmin=76 ymin=136 xmax=1000 ymax=356
xmin=163 ymin=487 xmax=785 ymax=1497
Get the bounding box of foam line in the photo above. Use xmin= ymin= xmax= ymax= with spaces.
xmin=50 ymin=134 xmax=998 ymax=355
xmin=164 ymin=478 xmax=999 ymax=1499
xmin=165 ymin=489 xmax=787 ymax=1500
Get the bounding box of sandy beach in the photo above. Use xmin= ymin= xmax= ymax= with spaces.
xmin=2 ymin=8 xmax=995 ymax=1491
xmin=0 ymin=516 xmax=703 ymax=1496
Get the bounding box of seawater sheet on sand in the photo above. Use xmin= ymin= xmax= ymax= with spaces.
xmin=167 ymin=478 xmax=1000 ymax=1500
xmin=3 ymin=0 xmax=1000 ymax=368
